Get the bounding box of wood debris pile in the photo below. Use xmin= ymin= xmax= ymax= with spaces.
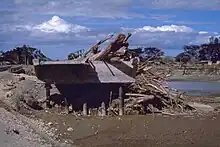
xmin=108 ymin=60 xmax=195 ymax=116
xmin=125 ymin=61 xmax=195 ymax=115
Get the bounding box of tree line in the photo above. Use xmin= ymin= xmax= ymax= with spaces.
xmin=175 ymin=36 xmax=220 ymax=64
xmin=0 ymin=45 xmax=51 ymax=64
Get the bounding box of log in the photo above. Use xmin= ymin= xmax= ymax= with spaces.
xmin=101 ymin=102 xmax=106 ymax=116
xmin=83 ymin=103 xmax=88 ymax=116
xmin=45 ymin=84 xmax=51 ymax=108
xmin=64 ymin=97 xmax=69 ymax=114
xmin=83 ymin=34 xmax=114 ymax=57
xmin=126 ymin=93 xmax=153 ymax=97
xmin=9 ymin=66 xmax=25 ymax=74
xmin=119 ymin=86 xmax=124 ymax=116
xmin=90 ymin=33 xmax=130 ymax=61
xmin=161 ymin=112 xmax=176 ymax=116
xmin=0 ymin=65 xmax=12 ymax=72
xmin=125 ymin=95 xmax=155 ymax=107
xmin=109 ymin=91 xmax=113 ymax=108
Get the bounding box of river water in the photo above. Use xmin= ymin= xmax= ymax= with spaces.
xmin=167 ymin=81 xmax=220 ymax=96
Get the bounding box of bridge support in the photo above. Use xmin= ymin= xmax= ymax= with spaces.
xmin=45 ymin=83 xmax=51 ymax=108
xmin=119 ymin=86 xmax=124 ymax=116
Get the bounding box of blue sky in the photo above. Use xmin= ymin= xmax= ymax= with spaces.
xmin=0 ymin=0 xmax=220 ymax=59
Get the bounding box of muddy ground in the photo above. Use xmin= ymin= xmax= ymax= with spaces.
xmin=1 ymin=69 xmax=220 ymax=147
xmin=2 ymin=102 xmax=220 ymax=147
xmin=36 ymin=110 xmax=220 ymax=147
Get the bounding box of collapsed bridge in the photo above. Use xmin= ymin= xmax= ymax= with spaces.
xmin=33 ymin=33 xmax=193 ymax=116
xmin=33 ymin=33 xmax=138 ymax=115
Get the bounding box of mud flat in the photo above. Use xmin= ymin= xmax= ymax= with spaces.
xmin=2 ymin=98 xmax=220 ymax=147
xmin=10 ymin=107 xmax=220 ymax=147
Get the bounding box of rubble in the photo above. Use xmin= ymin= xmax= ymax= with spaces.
xmin=107 ymin=50 xmax=195 ymax=115
xmin=125 ymin=62 xmax=195 ymax=115
xmin=67 ymin=127 xmax=74 ymax=132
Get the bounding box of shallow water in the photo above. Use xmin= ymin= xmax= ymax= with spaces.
xmin=167 ymin=81 xmax=220 ymax=96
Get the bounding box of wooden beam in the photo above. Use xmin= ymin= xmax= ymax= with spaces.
xmin=101 ymin=102 xmax=106 ymax=116
xmin=83 ymin=103 xmax=88 ymax=116
xmin=119 ymin=86 xmax=124 ymax=116
xmin=45 ymin=83 xmax=51 ymax=108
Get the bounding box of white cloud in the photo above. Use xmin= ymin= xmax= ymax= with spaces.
xmin=121 ymin=25 xmax=219 ymax=49
xmin=149 ymin=14 xmax=176 ymax=21
xmin=122 ymin=24 xmax=194 ymax=33
xmin=15 ymin=16 xmax=90 ymax=34
xmin=3 ymin=18 xmax=220 ymax=58
xmin=199 ymin=31 xmax=209 ymax=34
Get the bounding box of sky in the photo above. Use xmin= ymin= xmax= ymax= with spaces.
xmin=0 ymin=0 xmax=220 ymax=59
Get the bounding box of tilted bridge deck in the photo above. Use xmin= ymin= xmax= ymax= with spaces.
xmin=33 ymin=59 xmax=135 ymax=84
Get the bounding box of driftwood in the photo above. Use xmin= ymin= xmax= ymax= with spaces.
xmin=125 ymin=93 xmax=153 ymax=97
xmin=89 ymin=33 xmax=131 ymax=61
xmin=9 ymin=66 xmax=25 ymax=74
xmin=125 ymin=61 xmax=196 ymax=114
xmin=83 ymin=34 xmax=114 ymax=57
xmin=0 ymin=65 xmax=12 ymax=72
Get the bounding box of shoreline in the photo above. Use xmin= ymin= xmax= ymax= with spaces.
xmin=167 ymin=73 xmax=220 ymax=82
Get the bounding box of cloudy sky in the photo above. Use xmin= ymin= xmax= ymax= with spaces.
xmin=0 ymin=0 xmax=220 ymax=59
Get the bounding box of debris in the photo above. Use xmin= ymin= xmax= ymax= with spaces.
xmin=47 ymin=122 xmax=53 ymax=126
xmin=83 ymin=103 xmax=88 ymax=116
xmin=88 ymin=33 xmax=130 ymax=61
xmin=67 ymin=127 xmax=74 ymax=132
xmin=18 ymin=77 xmax=25 ymax=81
xmin=187 ymin=102 xmax=214 ymax=113
xmin=12 ymin=129 xmax=20 ymax=135
xmin=5 ymin=91 xmax=13 ymax=98
xmin=9 ymin=66 xmax=25 ymax=74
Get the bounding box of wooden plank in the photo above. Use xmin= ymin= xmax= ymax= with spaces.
xmin=38 ymin=60 xmax=88 ymax=65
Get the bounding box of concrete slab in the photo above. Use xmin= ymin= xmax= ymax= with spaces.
xmin=33 ymin=60 xmax=135 ymax=84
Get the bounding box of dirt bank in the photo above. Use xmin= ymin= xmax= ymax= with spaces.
xmin=0 ymin=103 xmax=70 ymax=147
